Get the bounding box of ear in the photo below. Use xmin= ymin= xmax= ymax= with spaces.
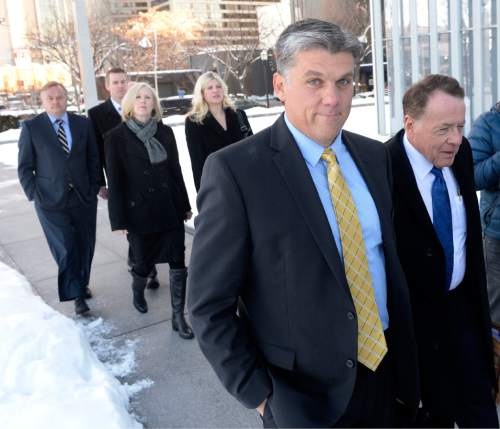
xmin=273 ymin=72 xmax=286 ymax=103
xmin=403 ymin=114 xmax=415 ymax=134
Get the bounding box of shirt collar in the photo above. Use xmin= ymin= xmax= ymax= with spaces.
xmin=47 ymin=111 xmax=68 ymax=125
xmin=284 ymin=113 xmax=344 ymax=167
xmin=403 ymin=131 xmax=435 ymax=180
xmin=110 ymin=98 xmax=122 ymax=113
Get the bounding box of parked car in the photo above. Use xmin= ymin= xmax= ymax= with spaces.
xmin=160 ymin=95 xmax=193 ymax=117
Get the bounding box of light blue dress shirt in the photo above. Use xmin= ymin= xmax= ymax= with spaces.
xmin=284 ymin=114 xmax=389 ymax=329
xmin=48 ymin=112 xmax=73 ymax=151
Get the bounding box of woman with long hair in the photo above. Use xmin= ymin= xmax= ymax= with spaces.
xmin=105 ymin=82 xmax=194 ymax=339
xmin=185 ymin=71 xmax=253 ymax=191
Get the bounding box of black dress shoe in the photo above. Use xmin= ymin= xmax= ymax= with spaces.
xmin=85 ymin=287 xmax=92 ymax=299
xmin=75 ymin=297 xmax=90 ymax=315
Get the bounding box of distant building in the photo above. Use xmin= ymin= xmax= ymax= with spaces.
xmin=153 ymin=0 xmax=282 ymax=49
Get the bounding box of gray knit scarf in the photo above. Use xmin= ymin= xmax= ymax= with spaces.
xmin=126 ymin=118 xmax=167 ymax=164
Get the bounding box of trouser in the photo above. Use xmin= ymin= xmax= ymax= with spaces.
xmin=484 ymin=236 xmax=500 ymax=325
xmin=35 ymin=192 xmax=97 ymax=302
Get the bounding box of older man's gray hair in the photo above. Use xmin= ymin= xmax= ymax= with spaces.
xmin=275 ymin=18 xmax=362 ymax=76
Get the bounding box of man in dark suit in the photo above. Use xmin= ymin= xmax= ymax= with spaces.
xmin=386 ymin=74 xmax=498 ymax=427
xmin=87 ymin=67 xmax=127 ymax=198
xmin=18 ymin=81 xmax=100 ymax=315
xmin=188 ymin=19 xmax=418 ymax=428
xmin=88 ymin=67 xmax=159 ymax=288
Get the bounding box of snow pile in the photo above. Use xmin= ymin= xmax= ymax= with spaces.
xmin=0 ymin=262 xmax=142 ymax=429
xmin=0 ymin=142 xmax=18 ymax=168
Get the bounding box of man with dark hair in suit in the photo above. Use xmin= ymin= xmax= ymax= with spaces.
xmin=188 ymin=19 xmax=418 ymax=428
xmin=88 ymin=68 xmax=160 ymax=289
xmin=386 ymin=74 xmax=498 ymax=427
xmin=18 ymin=81 xmax=100 ymax=315
xmin=88 ymin=67 xmax=128 ymax=198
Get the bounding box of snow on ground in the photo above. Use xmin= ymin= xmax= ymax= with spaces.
xmin=0 ymin=262 xmax=147 ymax=429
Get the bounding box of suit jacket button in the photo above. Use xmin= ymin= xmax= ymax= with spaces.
xmin=346 ymin=359 xmax=355 ymax=368
xmin=148 ymin=187 xmax=155 ymax=192
xmin=161 ymin=182 xmax=168 ymax=188
xmin=425 ymin=248 xmax=433 ymax=257
xmin=347 ymin=312 xmax=355 ymax=320
xmin=144 ymin=170 xmax=150 ymax=175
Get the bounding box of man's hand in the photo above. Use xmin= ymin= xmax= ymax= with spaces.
xmin=99 ymin=186 xmax=109 ymax=199
xmin=256 ymin=399 xmax=267 ymax=417
xmin=114 ymin=229 xmax=128 ymax=235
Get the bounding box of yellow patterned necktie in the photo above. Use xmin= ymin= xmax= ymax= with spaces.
xmin=321 ymin=148 xmax=387 ymax=371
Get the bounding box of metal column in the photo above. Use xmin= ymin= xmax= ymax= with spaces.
xmin=472 ymin=0 xmax=484 ymax=117
xmin=449 ymin=0 xmax=463 ymax=81
xmin=391 ymin=0 xmax=404 ymax=132
xmin=428 ymin=0 xmax=440 ymax=74
xmin=370 ymin=0 xmax=387 ymax=135
xmin=72 ymin=0 xmax=98 ymax=110
xmin=409 ymin=0 xmax=420 ymax=82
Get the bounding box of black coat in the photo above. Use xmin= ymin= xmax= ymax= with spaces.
xmin=185 ymin=108 xmax=252 ymax=190
xmin=386 ymin=130 xmax=495 ymax=416
xmin=188 ymin=115 xmax=419 ymax=427
xmin=88 ymin=98 xmax=122 ymax=186
xmin=105 ymin=122 xmax=191 ymax=234
xmin=18 ymin=112 xmax=100 ymax=209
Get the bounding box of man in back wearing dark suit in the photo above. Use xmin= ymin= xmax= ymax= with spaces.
xmin=88 ymin=68 xmax=160 ymax=289
xmin=386 ymin=74 xmax=498 ymax=427
xmin=87 ymin=67 xmax=128 ymax=199
xmin=188 ymin=19 xmax=418 ymax=428
xmin=18 ymin=81 xmax=100 ymax=315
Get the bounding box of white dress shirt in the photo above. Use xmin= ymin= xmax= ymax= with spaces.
xmin=403 ymin=133 xmax=467 ymax=290
xmin=111 ymin=98 xmax=122 ymax=115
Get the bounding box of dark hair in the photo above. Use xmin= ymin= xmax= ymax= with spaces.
xmin=105 ymin=67 xmax=127 ymax=83
xmin=403 ymin=74 xmax=464 ymax=119
xmin=40 ymin=81 xmax=67 ymax=95
xmin=274 ymin=18 xmax=362 ymax=76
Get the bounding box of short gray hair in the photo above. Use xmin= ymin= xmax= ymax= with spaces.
xmin=275 ymin=19 xmax=362 ymax=76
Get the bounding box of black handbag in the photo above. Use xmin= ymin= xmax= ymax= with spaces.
xmin=235 ymin=110 xmax=252 ymax=138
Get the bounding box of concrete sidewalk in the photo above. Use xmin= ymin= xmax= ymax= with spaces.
xmin=0 ymin=162 xmax=260 ymax=428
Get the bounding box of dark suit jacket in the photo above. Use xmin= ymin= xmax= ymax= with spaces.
xmin=185 ymin=108 xmax=252 ymax=191
xmin=105 ymin=122 xmax=191 ymax=234
xmin=18 ymin=112 xmax=100 ymax=210
xmin=188 ymin=115 xmax=419 ymax=427
xmin=386 ymin=130 xmax=495 ymax=414
xmin=88 ymin=98 xmax=122 ymax=186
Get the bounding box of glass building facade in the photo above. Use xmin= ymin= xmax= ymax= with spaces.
xmin=373 ymin=0 xmax=500 ymax=134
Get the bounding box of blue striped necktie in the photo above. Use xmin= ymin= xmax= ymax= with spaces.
xmin=56 ymin=119 xmax=69 ymax=154
xmin=430 ymin=167 xmax=454 ymax=290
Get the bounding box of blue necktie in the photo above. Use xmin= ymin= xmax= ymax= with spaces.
xmin=431 ymin=167 xmax=454 ymax=290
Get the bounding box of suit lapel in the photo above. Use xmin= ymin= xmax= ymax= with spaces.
xmin=104 ymin=98 xmax=121 ymax=123
xmin=67 ymin=113 xmax=80 ymax=157
xmin=40 ymin=113 xmax=68 ymax=158
xmin=270 ymin=116 xmax=349 ymax=290
xmin=389 ymin=131 xmax=439 ymax=240
xmin=451 ymin=140 xmax=474 ymax=232
xmin=205 ymin=112 xmax=231 ymax=143
xmin=342 ymin=131 xmax=390 ymax=240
